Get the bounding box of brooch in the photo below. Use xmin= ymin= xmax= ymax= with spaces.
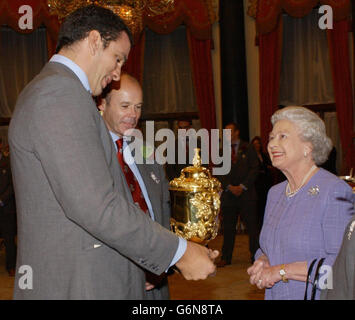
xmin=308 ymin=185 xmax=320 ymax=196
xmin=347 ymin=220 xmax=355 ymax=240
xmin=150 ymin=172 xmax=160 ymax=184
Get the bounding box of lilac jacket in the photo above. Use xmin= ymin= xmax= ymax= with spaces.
xmin=255 ymin=168 xmax=354 ymax=300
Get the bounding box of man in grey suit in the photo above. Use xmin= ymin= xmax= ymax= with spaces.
xmin=98 ymin=74 xmax=172 ymax=299
xmin=321 ymin=215 xmax=355 ymax=300
xmin=9 ymin=5 xmax=217 ymax=299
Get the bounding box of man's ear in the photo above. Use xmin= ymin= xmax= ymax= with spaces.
xmin=87 ymin=30 xmax=102 ymax=56
xmin=98 ymin=98 xmax=106 ymax=112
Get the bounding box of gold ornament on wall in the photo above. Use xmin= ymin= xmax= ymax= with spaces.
xmin=247 ymin=0 xmax=257 ymax=19
xmin=47 ymin=0 xmax=176 ymax=36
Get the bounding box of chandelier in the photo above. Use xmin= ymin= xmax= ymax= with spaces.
xmin=47 ymin=0 xmax=175 ymax=36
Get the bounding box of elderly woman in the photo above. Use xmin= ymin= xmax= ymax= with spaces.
xmin=247 ymin=106 xmax=354 ymax=300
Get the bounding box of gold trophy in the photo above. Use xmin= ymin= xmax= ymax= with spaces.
xmin=169 ymin=148 xmax=222 ymax=245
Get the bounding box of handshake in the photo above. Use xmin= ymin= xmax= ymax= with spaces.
xmin=175 ymin=241 xmax=219 ymax=280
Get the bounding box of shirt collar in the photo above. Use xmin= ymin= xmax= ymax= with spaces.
xmin=232 ymin=140 xmax=240 ymax=147
xmin=50 ymin=54 xmax=92 ymax=93
xmin=109 ymin=131 xmax=129 ymax=144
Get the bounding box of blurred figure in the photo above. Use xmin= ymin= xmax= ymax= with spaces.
xmin=165 ymin=119 xmax=203 ymax=181
xmin=217 ymin=122 xmax=259 ymax=267
xmin=251 ymin=136 xmax=272 ymax=229
xmin=0 ymin=141 xmax=16 ymax=276
xmin=320 ymin=146 xmax=337 ymax=175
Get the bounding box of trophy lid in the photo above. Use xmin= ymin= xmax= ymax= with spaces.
xmin=169 ymin=148 xmax=221 ymax=193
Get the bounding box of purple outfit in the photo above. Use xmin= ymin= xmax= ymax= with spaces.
xmin=255 ymin=168 xmax=354 ymax=300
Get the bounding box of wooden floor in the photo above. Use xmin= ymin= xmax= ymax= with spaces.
xmin=168 ymin=234 xmax=264 ymax=300
xmin=0 ymin=234 xmax=264 ymax=300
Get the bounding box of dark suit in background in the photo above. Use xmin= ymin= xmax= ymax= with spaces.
xmin=219 ymin=141 xmax=259 ymax=264
xmin=254 ymin=151 xmax=273 ymax=230
xmin=0 ymin=150 xmax=16 ymax=274
xmin=165 ymin=136 xmax=203 ymax=182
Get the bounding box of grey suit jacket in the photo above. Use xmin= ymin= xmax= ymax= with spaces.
xmin=9 ymin=61 xmax=179 ymax=299
xmin=321 ymin=216 xmax=355 ymax=300
xmin=136 ymin=160 xmax=171 ymax=300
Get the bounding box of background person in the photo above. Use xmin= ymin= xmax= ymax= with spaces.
xmin=165 ymin=119 xmax=204 ymax=181
xmin=321 ymin=214 xmax=355 ymax=300
xmin=217 ymin=122 xmax=259 ymax=267
xmin=247 ymin=106 xmax=354 ymax=300
xmin=251 ymin=136 xmax=273 ymax=230
xmin=0 ymin=141 xmax=16 ymax=277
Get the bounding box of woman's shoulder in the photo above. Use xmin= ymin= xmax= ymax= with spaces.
xmin=268 ymin=179 xmax=287 ymax=195
xmin=314 ymin=168 xmax=354 ymax=201
xmin=315 ymin=168 xmax=350 ymax=188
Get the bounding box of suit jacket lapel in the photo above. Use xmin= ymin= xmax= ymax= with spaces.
xmin=135 ymin=162 xmax=162 ymax=223
xmin=98 ymin=116 xmax=134 ymax=203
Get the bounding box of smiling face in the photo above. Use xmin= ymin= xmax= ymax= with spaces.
xmin=267 ymin=119 xmax=312 ymax=172
xmin=99 ymin=75 xmax=143 ymax=137
xmin=89 ymin=31 xmax=131 ymax=96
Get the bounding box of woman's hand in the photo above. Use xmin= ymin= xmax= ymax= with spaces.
xmin=257 ymin=266 xmax=281 ymax=289
xmin=247 ymin=255 xmax=270 ymax=288
xmin=228 ymin=185 xmax=243 ymax=196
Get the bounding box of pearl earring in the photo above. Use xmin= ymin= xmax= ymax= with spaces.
xmin=304 ymin=151 xmax=307 ymax=157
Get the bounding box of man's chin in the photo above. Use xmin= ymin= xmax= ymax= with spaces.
xmin=123 ymin=127 xmax=140 ymax=137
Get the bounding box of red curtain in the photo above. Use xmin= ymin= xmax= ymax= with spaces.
xmin=122 ymin=32 xmax=145 ymax=85
xmin=145 ymin=0 xmax=213 ymax=40
xmin=256 ymin=0 xmax=351 ymax=34
xmin=0 ymin=0 xmax=217 ymax=130
xmin=257 ymin=0 xmax=354 ymax=172
xmin=258 ymin=18 xmax=283 ymax=148
xmin=327 ymin=20 xmax=354 ymax=173
xmin=0 ymin=0 xmax=60 ymax=59
xmin=187 ymin=29 xmax=217 ymax=132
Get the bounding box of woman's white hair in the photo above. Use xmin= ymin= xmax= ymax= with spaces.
xmin=271 ymin=106 xmax=333 ymax=165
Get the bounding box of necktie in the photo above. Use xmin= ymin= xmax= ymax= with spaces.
xmin=231 ymin=143 xmax=237 ymax=164
xmin=116 ymin=139 xmax=149 ymax=215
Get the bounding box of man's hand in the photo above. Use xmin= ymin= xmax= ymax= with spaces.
xmin=145 ymin=282 xmax=155 ymax=291
xmin=228 ymin=185 xmax=243 ymax=197
xmin=175 ymin=241 xmax=219 ymax=280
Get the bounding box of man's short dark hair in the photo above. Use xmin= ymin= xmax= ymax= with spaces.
xmin=55 ymin=5 xmax=133 ymax=53
xmin=224 ymin=122 xmax=240 ymax=131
